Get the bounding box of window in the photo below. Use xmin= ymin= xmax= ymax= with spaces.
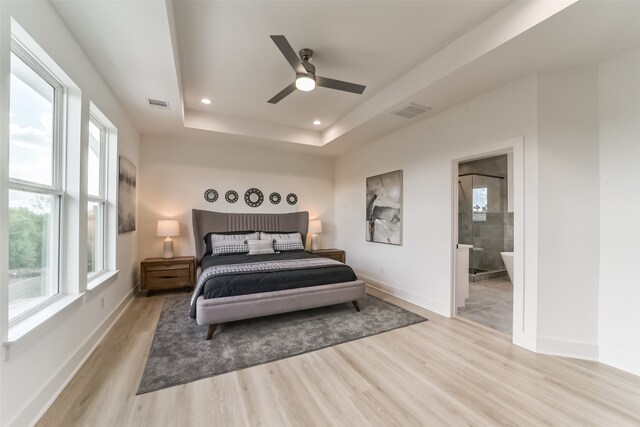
xmin=473 ymin=186 xmax=488 ymax=222
xmin=87 ymin=116 xmax=107 ymax=277
xmin=8 ymin=43 xmax=64 ymax=322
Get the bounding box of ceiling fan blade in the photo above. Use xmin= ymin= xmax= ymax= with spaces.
xmin=316 ymin=76 xmax=366 ymax=95
xmin=267 ymin=82 xmax=297 ymax=104
xmin=270 ymin=35 xmax=306 ymax=75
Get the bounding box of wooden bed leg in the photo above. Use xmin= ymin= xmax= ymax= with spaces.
xmin=206 ymin=324 xmax=217 ymax=340
xmin=352 ymin=301 xmax=361 ymax=312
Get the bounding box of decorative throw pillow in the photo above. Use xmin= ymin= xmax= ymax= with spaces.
xmin=210 ymin=239 xmax=250 ymax=256
xmin=206 ymin=231 xmax=259 ymax=255
xmin=259 ymin=232 xmax=305 ymax=252
xmin=247 ymin=239 xmax=275 ymax=255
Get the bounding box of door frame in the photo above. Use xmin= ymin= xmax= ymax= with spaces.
xmin=450 ymin=136 xmax=529 ymax=347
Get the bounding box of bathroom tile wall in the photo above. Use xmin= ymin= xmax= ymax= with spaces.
xmin=459 ymin=155 xmax=508 ymax=178
xmin=472 ymin=212 xmax=505 ymax=271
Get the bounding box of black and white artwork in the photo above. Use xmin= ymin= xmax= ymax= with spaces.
xmin=366 ymin=170 xmax=402 ymax=245
xmin=118 ymin=156 xmax=136 ymax=234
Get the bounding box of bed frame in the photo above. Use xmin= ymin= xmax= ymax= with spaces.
xmin=192 ymin=209 xmax=366 ymax=340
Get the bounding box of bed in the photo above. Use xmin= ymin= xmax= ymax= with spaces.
xmin=191 ymin=209 xmax=366 ymax=340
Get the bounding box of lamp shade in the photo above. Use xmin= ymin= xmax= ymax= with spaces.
xmin=157 ymin=219 xmax=179 ymax=237
xmin=308 ymin=220 xmax=322 ymax=234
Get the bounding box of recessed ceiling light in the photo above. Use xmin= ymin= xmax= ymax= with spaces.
xmin=312 ymin=120 xmax=321 ymax=126
xmin=201 ymin=98 xmax=212 ymax=105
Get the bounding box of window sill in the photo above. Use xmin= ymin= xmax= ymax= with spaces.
xmin=5 ymin=293 xmax=84 ymax=347
xmin=4 ymin=271 xmax=120 ymax=349
xmin=87 ymin=270 xmax=119 ymax=294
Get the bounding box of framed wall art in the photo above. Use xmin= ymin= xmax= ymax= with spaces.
xmin=118 ymin=156 xmax=137 ymax=234
xmin=366 ymin=170 xmax=402 ymax=245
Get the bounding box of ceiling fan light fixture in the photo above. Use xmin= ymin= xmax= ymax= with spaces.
xmin=295 ymin=75 xmax=315 ymax=92
xmin=267 ymin=35 xmax=365 ymax=104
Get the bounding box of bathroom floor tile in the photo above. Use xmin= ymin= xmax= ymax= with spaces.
xmin=457 ymin=278 xmax=513 ymax=335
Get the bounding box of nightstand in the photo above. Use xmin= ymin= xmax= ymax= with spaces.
xmin=308 ymin=248 xmax=346 ymax=263
xmin=140 ymin=256 xmax=196 ymax=295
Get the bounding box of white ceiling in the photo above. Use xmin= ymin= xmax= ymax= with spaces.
xmin=52 ymin=0 xmax=183 ymax=134
xmin=50 ymin=0 xmax=640 ymax=156
xmin=173 ymin=0 xmax=509 ymax=131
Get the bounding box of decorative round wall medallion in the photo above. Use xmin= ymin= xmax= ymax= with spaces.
xmin=204 ymin=188 xmax=218 ymax=203
xmin=244 ymin=188 xmax=264 ymax=207
xmin=269 ymin=192 xmax=281 ymax=205
xmin=286 ymin=193 xmax=298 ymax=205
xmin=225 ymin=190 xmax=239 ymax=203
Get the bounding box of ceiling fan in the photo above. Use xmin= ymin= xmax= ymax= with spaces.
xmin=267 ymin=35 xmax=366 ymax=104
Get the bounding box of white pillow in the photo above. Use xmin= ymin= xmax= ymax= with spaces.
xmin=259 ymin=232 xmax=305 ymax=252
xmin=247 ymin=239 xmax=275 ymax=255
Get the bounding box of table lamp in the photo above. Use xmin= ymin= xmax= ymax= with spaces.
xmin=309 ymin=219 xmax=322 ymax=251
xmin=157 ymin=219 xmax=179 ymax=258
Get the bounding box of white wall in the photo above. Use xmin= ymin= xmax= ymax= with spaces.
xmin=335 ymin=53 xmax=640 ymax=375
xmin=0 ymin=2 xmax=140 ymax=426
xmin=536 ymin=66 xmax=600 ymax=357
xmin=598 ymin=49 xmax=640 ymax=375
xmin=138 ymin=135 xmax=335 ymax=262
xmin=334 ymin=76 xmax=539 ymax=334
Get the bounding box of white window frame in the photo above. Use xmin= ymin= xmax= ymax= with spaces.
xmin=87 ymin=114 xmax=107 ymax=280
xmin=86 ymin=102 xmax=119 ymax=293
xmin=8 ymin=38 xmax=66 ymax=325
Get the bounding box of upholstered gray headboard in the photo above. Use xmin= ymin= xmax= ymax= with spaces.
xmin=192 ymin=209 xmax=310 ymax=261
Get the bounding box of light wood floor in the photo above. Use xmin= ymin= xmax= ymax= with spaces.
xmin=37 ymin=289 xmax=640 ymax=427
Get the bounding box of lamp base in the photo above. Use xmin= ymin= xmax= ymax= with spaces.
xmin=163 ymin=238 xmax=174 ymax=259
xmin=310 ymin=234 xmax=319 ymax=251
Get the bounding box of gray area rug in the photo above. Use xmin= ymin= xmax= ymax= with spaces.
xmin=138 ymin=294 xmax=427 ymax=394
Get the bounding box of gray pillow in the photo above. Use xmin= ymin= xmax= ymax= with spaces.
xmin=259 ymin=232 xmax=304 ymax=252
xmin=247 ymin=239 xmax=275 ymax=255
xmin=208 ymin=232 xmax=259 ymax=256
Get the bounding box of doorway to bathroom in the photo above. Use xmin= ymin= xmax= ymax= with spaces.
xmin=455 ymin=154 xmax=514 ymax=336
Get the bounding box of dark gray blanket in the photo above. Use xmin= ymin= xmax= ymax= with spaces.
xmin=189 ymin=251 xmax=357 ymax=318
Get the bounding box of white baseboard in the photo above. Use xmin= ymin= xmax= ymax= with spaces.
xmin=358 ymin=273 xmax=450 ymax=316
xmin=599 ymin=345 xmax=640 ymax=377
xmin=512 ymin=330 xmax=537 ymax=352
xmin=9 ymin=288 xmax=136 ymax=427
xmin=536 ymin=336 xmax=599 ymax=361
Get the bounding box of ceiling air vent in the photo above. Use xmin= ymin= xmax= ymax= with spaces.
xmin=147 ymin=98 xmax=170 ymax=110
xmin=393 ymin=102 xmax=431 ymax=119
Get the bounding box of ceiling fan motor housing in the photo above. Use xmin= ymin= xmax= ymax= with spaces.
xmin=299 ymin=48 xmax=314 ymax=62
xmin=300 ymin=49 xmax=316 ymax=81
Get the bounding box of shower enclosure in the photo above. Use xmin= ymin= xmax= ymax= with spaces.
xmin=458 ymin=173 xmax=507 ymax=280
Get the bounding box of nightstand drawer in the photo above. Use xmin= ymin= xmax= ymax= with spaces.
xmin=145 ymin=274 xmax=191 ymax=289
xmin=145 ymin=268 xmax=190 ymax=280
xmin=145 ymin=263 xmax=190 ymax=272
